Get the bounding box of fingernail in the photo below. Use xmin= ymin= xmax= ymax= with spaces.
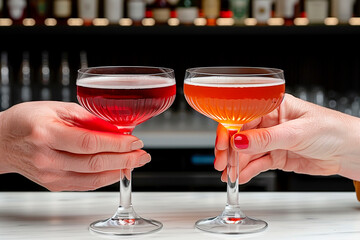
xmin=139 ymin=153 xmax=151 ymax=165
xmin=221 ymin=172 xmax=227 ymax=182
xmin=131 ymin=140 xmax=144 ymax=150
xmin=234 ymin=134 xmax=249 ymax=149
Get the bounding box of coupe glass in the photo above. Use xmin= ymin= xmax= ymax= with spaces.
xmin=76 ymin=66 xmax=176 ymax=235
xmin=184 ymin=67 xmax=285 ymax=234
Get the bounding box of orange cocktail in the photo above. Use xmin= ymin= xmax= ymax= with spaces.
xmin=184 ymin=76 xmax=285 ymax=129
xmin=184 ymin=67 xmax=285 ymax=234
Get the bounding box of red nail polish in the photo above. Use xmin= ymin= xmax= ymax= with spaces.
xmin=234 ymin=134 xmax=249 ymax=149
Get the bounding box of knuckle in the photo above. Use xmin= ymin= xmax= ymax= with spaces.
xmin=288 ymin=126 xmax=305 ymax=147
xmin=31 ymin=125 xmax=48 ymax=145
xmin=37 ymin=172 xmax=58 ymax=185
xmin=115 ymin=139 xmax=125 ymax=151
xmin=88 ymin=154 xmax=105 ymax=172
xmin=124 ymin=153 xmax=138 ymax=169
xmin=79 ymin=132 xmax=98 ymax=153
xmin=261 ymin=129 xmax=273 ymax=150
xmin=33 ymin=154 xmax=51 ymax=170
xmin=47 ymin=182 xmax=74 ymax=192
xmin=46 ymin=185 xmax=62 ymax=192
xmin=90 ymin=175 xmax=106 ymax=190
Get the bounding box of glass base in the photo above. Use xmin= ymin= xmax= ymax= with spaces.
xmin=89 ymin=206 xmax=162 ymax=236
xmin=195 ymin=216 xmax=268 ymax=234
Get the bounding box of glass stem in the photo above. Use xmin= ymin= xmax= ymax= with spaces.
xmin=113 ymin=129 xmax=137 ymax=220
xmin=227 ymin=129 xmax=240 ymax=207
xmin=120 ymin=169 xmax=132 ymax=209
xmin=221 ymin=128 xmax=246 ymax=221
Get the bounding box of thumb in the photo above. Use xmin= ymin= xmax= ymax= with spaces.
xmin=232 ymin=123 xmax=297 ymax=154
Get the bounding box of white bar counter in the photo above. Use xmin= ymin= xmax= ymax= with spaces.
xmin=1 ymin=192 xmax=359 ymax=239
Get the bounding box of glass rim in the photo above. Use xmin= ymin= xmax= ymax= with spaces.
xmin=185 ymin=66 xmax=284 ymax=77
xmin=77 ymin=66 xmax=175 ymax=76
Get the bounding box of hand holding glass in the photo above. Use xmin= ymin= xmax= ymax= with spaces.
xmin=184 ymin=67 xmax=285 ymax=234
xmin=76 ymin=66 xmax=176 ymax=235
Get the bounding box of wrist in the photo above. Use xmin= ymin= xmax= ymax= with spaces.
xmin=337 ymin=114 xmax=360 ymax=181
xmin=0 ymin=110 xmax=12 ymax=174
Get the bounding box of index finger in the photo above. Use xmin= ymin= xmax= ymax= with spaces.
xmin=47 ymin=123 xmax=143 ymax=154
xmin=214 ymin=124 xmax=228 ymax=171
xmin=216 ymin=123 xmax=229 ymax=151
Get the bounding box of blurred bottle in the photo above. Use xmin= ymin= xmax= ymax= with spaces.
xmin=79 ymin=50 xmax=88 ymax=69
xmin=331 ymin=0 xmax=355 ymax=24
xmin=29 ymin=0 xmax=50 ymax=24
xmin=252 ymin=0 xmax=273 ymax=25
xmin=39 ymin=51 xmax=51 ymax=101
xmin=294 ymin=0 xmax=306 ymax=18
xmin=59 ymin=52 xmax=71 ymax=102
xmin=230 ymin=0 xmax=249 ymax=25
xmin=305 ymin=0 xmax=328 ymax=24
xmin=145 ymin=0 xmax=154 ymax=17
xmin=1 ymin=52 xmax=11 ymax=110
xmin=6 ymin=0 xmax=28 ymax=24
xmin=326 ymin=90 xmax=338 ymax=110
xmin=53 ymin=0 xmax=72 ymax=25
xmin=294 ymin=85 xmax=308 ymax=101
xmin=355 ymin=0 xmax=360 ymax=17
xmin=18 ymin=51 xmax=32 ymax=103
xmin=309 ymin=85 xmax=325 ymax=106
xmin=314 ymin=87 xmax=325 ymax=106
xmin=78 ymin=0 xmax=99 ymax=26
xmin=220 ymin=0 xmax=232 ymax=18
xmin=167 ymin=0 xmax=178 ymax=18
xmin=338 ymin=96 xmax=351 ymax=114
xmin=167 ymin=0 xmax=179 ymax=6
xmin=351 ymin=95 xmax=360 ymax=117
xmin=127 ymin=0 xmax=146 ymax=25
xmin=275 ymin=0 xmax=299 ymax=25
xmin=151 ymin=0 xmax=171 ymax=24
xmin=0 ymin=0 xmax=4 ymax=17
xmin=176 ymin=0 xmax=199 ymax=25
xmin=104 ymin=0 xmax=124 ymax=25
xmin=201 ymin=0 xmax=220 ymax=25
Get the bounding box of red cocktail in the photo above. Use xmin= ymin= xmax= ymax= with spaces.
xmin=76 ymin=66 xmax=176 ymax=236
xmin=77 ymin=76 xmax=176 ymax=133
xmin=184 ymin=67 xmax=285 ymax=234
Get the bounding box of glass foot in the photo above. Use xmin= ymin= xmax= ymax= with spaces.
xmin=195 ymin=216 xmax=267 ymax=234
xmin=89 ymin=207 xmax=162 ymax=235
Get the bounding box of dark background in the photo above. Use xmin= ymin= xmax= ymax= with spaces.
xmin=0 ymin=25 xmax=358 ymax=192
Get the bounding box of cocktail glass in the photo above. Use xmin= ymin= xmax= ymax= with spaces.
xmin=76 ymin=66 xmax=176 ymax=235
xmin=184 ymin=66 xmax=285 ymax=234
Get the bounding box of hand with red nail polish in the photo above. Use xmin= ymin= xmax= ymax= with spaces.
xmin=0 ymin=102 xmax=150 ymax=191
xmin=233 ymin=134 xmax=249 ymax=149
xmin=215 ymin=93 xmax=360 ymax=185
